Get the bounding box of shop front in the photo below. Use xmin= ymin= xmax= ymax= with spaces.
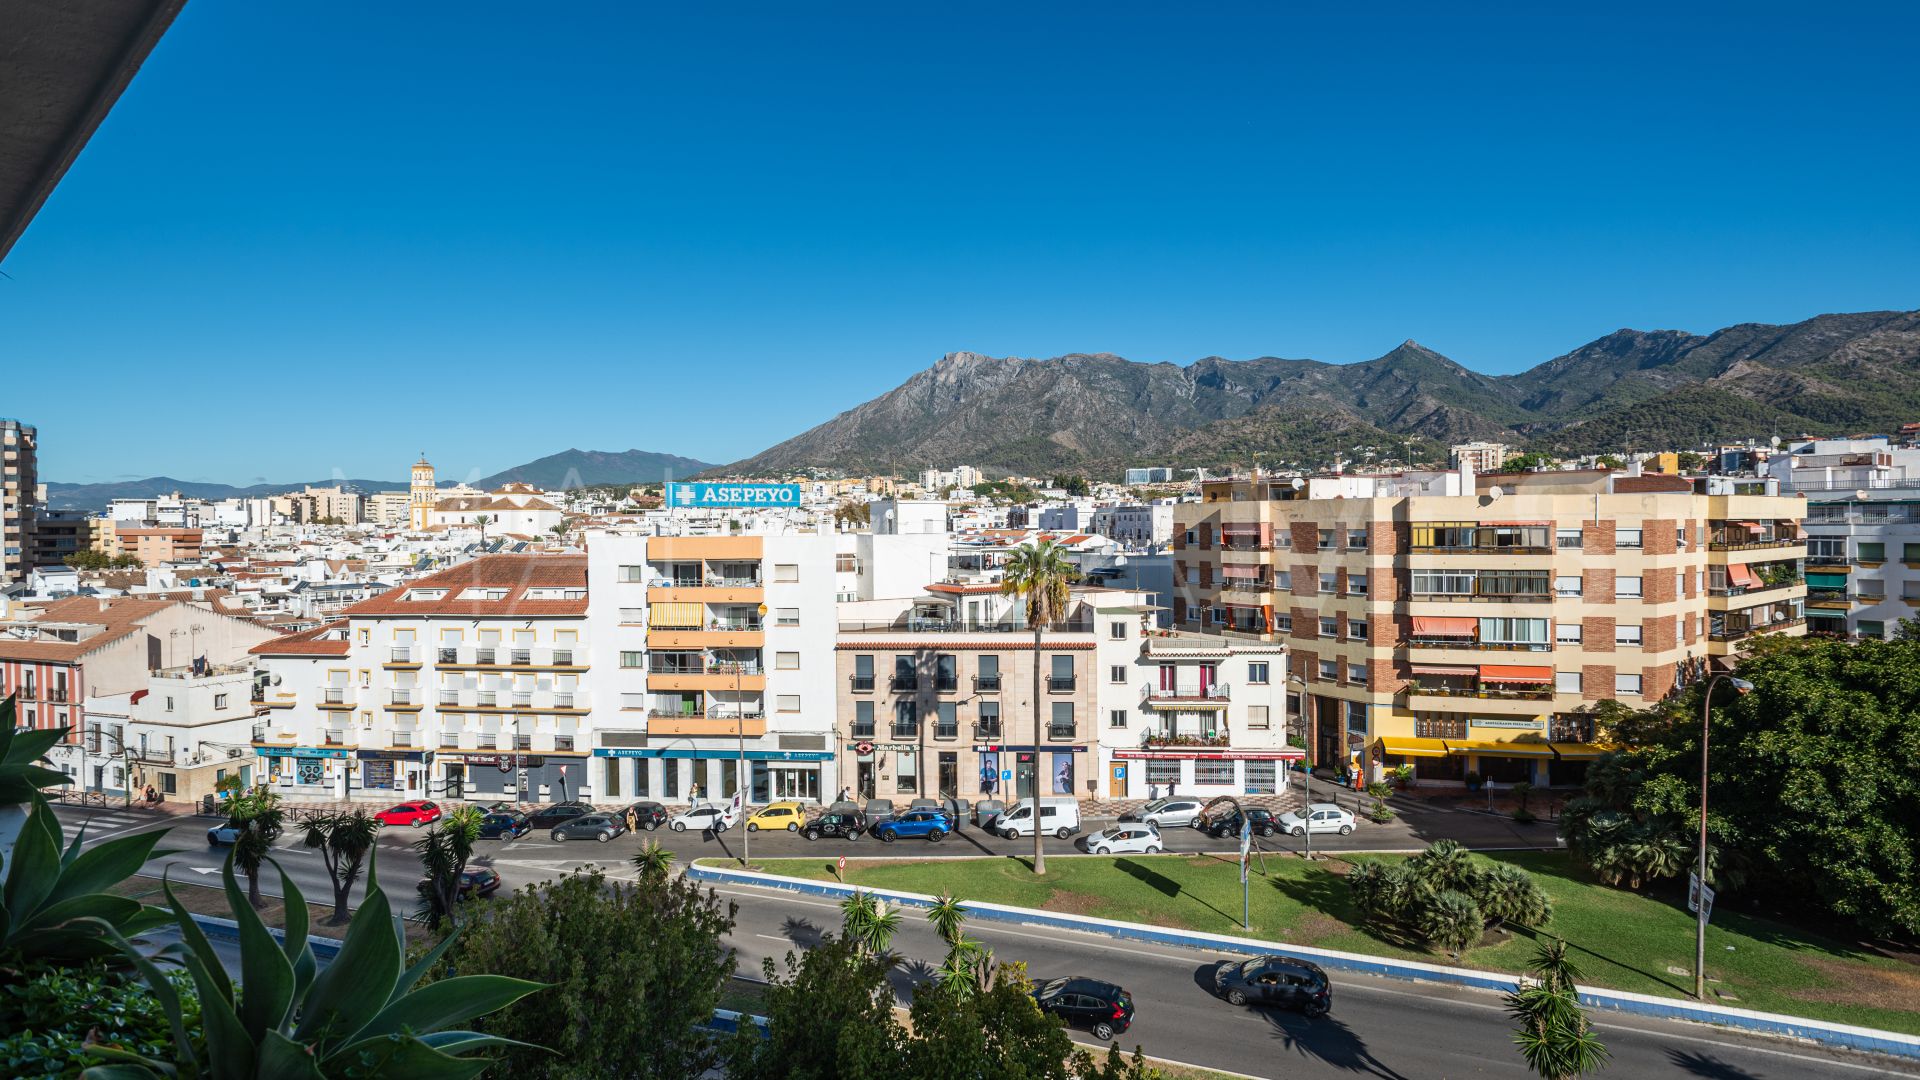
xmin=435 ymin=751 xmax=589 ymax=803
xmin=259 ymin=746 xmax=350 ymax=798
xmin=351 ymin=749 xmax=431 ymax=799
xmin=593 ymin=746 xmax=834 ymax=806
xmin=1107 ymin=747 xmax=1304 ymax=799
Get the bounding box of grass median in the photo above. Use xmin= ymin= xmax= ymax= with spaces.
xmin=705 ymin=850 xmax=1920 ymax=1035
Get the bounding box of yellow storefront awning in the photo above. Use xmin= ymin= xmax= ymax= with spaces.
xmin=1547 ymin=742 xmax=1618 ymax=759
xmin=1446 ymin=739 xmax=1556 ymax=758
xmin=648 ymin=602 xmax=704 ymax=628
xmin=1379 ymin=736 xmax=1452 ymax=758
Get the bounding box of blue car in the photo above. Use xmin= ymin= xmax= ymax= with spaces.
xmin=874 ymin=809 xmax=951 ymax=843
xmin=477 ymin=811 xmax=532 ymax=840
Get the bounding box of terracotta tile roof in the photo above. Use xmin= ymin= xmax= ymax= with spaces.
xmin=341 ymin=554 xmax=588 ymax=618
xmin=0 ymin=597 xmax=176 ymax=663
xmin=250 ymin=621 xmax=352 ymax=656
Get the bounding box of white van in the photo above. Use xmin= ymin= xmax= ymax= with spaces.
xmin=996 ymin=799 xmax=1082 ymax=840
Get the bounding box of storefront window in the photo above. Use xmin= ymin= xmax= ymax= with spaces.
xmin=896 ymin=750 xmax=918 ymax=794
xmin=1245 ymin=761 xmax=1276 ymax=793
xmin=295 ymin=757 xmax=326 ymax=785
xmin=977 ymin=752 xmax=1000 ymax=796
xmin=938 ymin=752 xmax=958 ymax=797
xmin=1194 ymin=760 xmax=1235 ymax=786
xmin=364 ymin=760 xmax=395 ymax=789
xmin=1051 ymin=753 xmax=1074 ymax=795
xmin=604 ymin=759 xmax=621 ymax=798
xmin=662 ymin=759 xmax=680 ymax=799
xmin=1145 ymin=759 xmax=1181 ymax=786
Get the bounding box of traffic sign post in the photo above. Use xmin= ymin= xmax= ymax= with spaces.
xmin=1688 ymin=871 xmax=1716 ymax=922
xmin=836 ymin=855 xmax=846 ymax=883
xmin=1240 ymin=818 xmax=1253 ymax=929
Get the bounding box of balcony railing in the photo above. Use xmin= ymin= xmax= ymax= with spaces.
xmin=511 ymin=650 xmax=532 ymax=666
xmin=1710 ymin=617 xmax=1806 ymax=642
xmin=1410 ymin=545 xmax=1552 ymax=555
xmin=891 ymin=723 xmax=919 ymax=739
xmin=1549 ymin=718 xmax=1595 ymax=742
xmin=1404 ymin=637 xmax=1552 ymax=652
xmin=1708 ymin=578 xmax=1802 ymax=598
xmin=439 ymin=648 xmax=458 ymax=664
xmin=1046 ymin=724 xmax=1077 ymax=741
xmin=1407 ymin=684 xmax=1555 ymax=701
xmin=933 ymin=721 xmax=959 ymax=739
xmin=1410 ymin=590 xmax=1552 ymax=603
xmin=839 ymin=616 xmax=1097 ymax=635
xmin=850 ymin=674 xmax=876 ymax=692
xmin=1708 ymin=538 xmax=1800 ymax=551
xmin=973 ymin=721 xmax=1002 ymax=740
xmin=389 ymin=691 xmax=415 ymax=706
xmin=1047 ymin=676 xmax=1077 ymax=692
xmin=933 ymin=677 xmax=959 ymax=693
xmin=1142 ymin=682 xmax=1231 ymax=701
xmin=475 ymin=649 xmax=497 ymax=665
xmin=321 ymin=689 xmax=350 ymax=705
xmin=440 ymin=692 xmax=460 ymax=706
xmin=850 ymin=721 xmax=876 ymax=739
xmin=1805 ymin=554 xmax=1851 ymax=566
xmin=1806 ymin=588 xmax=1850 ymax=605
xmin=974 ymin=674 xmax=1001 ymax=692
xmin=389 ymin=648 xmax=414 ymax=664
xmin=1142 ymin=732 xmax=1230 ymax=748
xmin=891 ymin=675 xmax=919 ymax=692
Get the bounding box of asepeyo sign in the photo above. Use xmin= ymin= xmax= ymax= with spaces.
xmin=665 ymin=482 xmax=802 ymax=509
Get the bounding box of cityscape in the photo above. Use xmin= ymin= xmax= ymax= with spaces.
xmin=3 ymin=5 xmax=1918 ymax=1080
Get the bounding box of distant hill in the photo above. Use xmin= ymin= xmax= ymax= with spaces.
xmin=715 ymin=310 xmax=1920 ymax=475
xmin=44 ymin=477 xmax=412 ymax=510
xmin=476 ymin=448 xmax=711 ymax=489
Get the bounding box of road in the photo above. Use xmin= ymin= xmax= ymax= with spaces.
xmin=54 ymin=803 xmax=1915 ymax=1079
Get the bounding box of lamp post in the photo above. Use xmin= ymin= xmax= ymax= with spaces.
xmin=1695 ymin=673 xmax=1753 ymax=1000
xmin=1286 ymin=672 xmax=1313 ymax=861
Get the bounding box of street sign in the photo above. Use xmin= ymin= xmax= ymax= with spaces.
xmin=1688 ymin=872 xmax=1716 ymax=921
xmin=1002 ymin=770 xmax=1012 ymax=781
xmin=836 ymin=855 xmax=846 ymax=879
xmin=1239 ymin=818 xmax=1252 ymax=884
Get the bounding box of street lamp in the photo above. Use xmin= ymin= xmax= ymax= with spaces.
xmin=1286 ymin=672 xmax=1314 ymax=861
xmin=1695 ymin=673 xmax=1753 ymax=1001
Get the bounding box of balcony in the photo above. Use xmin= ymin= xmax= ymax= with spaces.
xmin=1710 ymin=617 xmax=1806 ymax=643
xmin=439 ymin=691 xmax=460 ymax=707
xmin=974 ymin=674 xmax=1002 ymax=692
xmin=1142 ymin=732 xmax=1230 ymax=748
xmin=1404 ymin=637 xmax=1551 ymax=653
xmin=318 ymin=690 xmax=353 ymax=710
xmin=1047 ymin=676 xmax=1077 ymax=693
xmin=849 ymin=674 xmax=876 ymax=692
xmin=385 ymin=648 xmax=419 ymax=668
xmin=387 ymin=691 xmax=421 ymax=711
xmin=1549 ymin=716 xmax=1595 ymax=742
xmin=850 ymin=720 xmax=876 ymax=739
xmin=1708 ymin=537 xmax=1802 ymax=552
xmin=891 ymin=723 xmax=920 ymax=739
xmin=1806 ymin=588 xmax=1851 ymax=609
xmin=890 ymin=674 xmax=919 ymax=692
xmin=973 ymin=721 xmax=1003 ymax=741
xmin=839 ymin=616 xmax=1096 ymax=635
xmin=933 ymin=677 xmax=959 ymax=693
xmin=439 ymin=648 xmax=458 ymax=664
xmin=1142 ymin=682 xmax=1231 ymax=707
xmin=933 ymin=721 xmax=959 ymax=739
xmin=1046 ymin=724 xmax=1077 ymax=741
xmin=1404 ymin=683 xmax=1555 ymax=702
xmin=647 ymin=620 xmax=765 ymax=649
xmin=647 ymin=714 xmax=767 ymax=738
xmin=1410 ymin=545 xmax=1552 ymax=556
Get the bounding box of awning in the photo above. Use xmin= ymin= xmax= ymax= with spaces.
xmin=1726 ymin=564 xmax=1758 ymax=587
xmin=1480 ymin=520 xmax=1550 ymax=527
xmin=1412 ymin=616 xmax=1477 ymax=636
xmin=1480 ymin=665 xmax=1553 ymax=683
xmin=1378 ymin=737 xmax=1451 ymax=758
xmin=1446 ymin=739 xmax=1556 ymax=757
xmin=1806 ymin=572 xmax=1848 ymax=588
xmin=1220 ymin=564 xmax=1263 ymax=579
xmin=649 ymin=602 xmax=704 ymax=628
xmin=1221 ymin=523 xmax=1261 ymax=535
xmin=1728 ymin=520 xmax=1763 ymax=529
xmin=1547 ymin=742 xmax=1616 ymax=759
xmin=1410 ymin=664 xmax=1476 ymax=676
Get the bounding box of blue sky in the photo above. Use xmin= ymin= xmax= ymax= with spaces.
xmin=6 ymin=2 xmax=1917 ymax=485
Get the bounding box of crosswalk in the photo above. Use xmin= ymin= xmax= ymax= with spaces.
xmin=48 ymin=804 xmax=179 ymax=844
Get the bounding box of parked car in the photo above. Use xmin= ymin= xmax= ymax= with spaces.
xmin=1033 ymin=976 xmax=1134 ymax=1041
xmin=415 ymin=866 xmax=502 ymax=900
xmin=1084 ymin=822 xmax=1162 ymax=855
xmin=524 ymin=802 xmax=596 ymax=830
xmin=477 ymin=811 xmax=532 ymax=840
xmin=1197 ymin=807 xmax=1281 ymax=839
xmin=745 ymin=801 xmax=806 ymax=832
xmin=1119 ymin=798 xmax=1204 ymax=829
xmin=482 ymin=801 xmax=517 ymax=814
xmin=551 ymin=813 xmax=627 ymax=843
xmin=972 ymin=799 xmax=1006 ymax=829
xmin=374 ymin=800 xmax=442 ymax=828
xmin=1276 ymin=803 xmax=1356 ymax=836
xmin=996 ymin=800 xmax=1081 ymax=840
xmin=206 ymin=822 xmax=241 ymax=846
xmin=670 ymin=805 xmax=732 ymax=833
xmin=874 ymin=808 xmax=951 ymax=843
xmin=801 ymin=809 xmax=867 ymax=841
xmin=1212 ymin=956 xmax=1331 ymax=1016
xmin=624 ymin=801 xmax=668 ymax=831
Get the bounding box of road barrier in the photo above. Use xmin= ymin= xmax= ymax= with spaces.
xmin=685 ymin=863 xmax=1920 ymax=1062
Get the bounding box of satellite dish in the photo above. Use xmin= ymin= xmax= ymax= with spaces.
xmin=1290 ymin=478 xmax=1304 ymax=491
xmin=1488 ymin=486 xmax=1504 ymax=500
xmin=1769 ymin=435 xmax=1782 ymax=448
xmin=1113 ymin=555 xmax=1128 ymax=566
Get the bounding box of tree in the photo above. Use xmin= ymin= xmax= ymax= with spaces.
xmin=472 ymin=513 xmax=492 ymax=546
xmin=840 ymin=890 xmax=901 ymax=958
xmin=413 ymin=805 xmax=484 ymax=926
xmin=1001 ymin=539 xmax=1075 ymax=876
xmin=1594 ymin=454 xmax=1627 ymax=470
xmin=1502 ymin=451 xmax=1556 ymax=472
xmin=1675 ymin=451 xmax=1707 ymax=471
xmin=62 ymin=549 xmax=111 ymax=571
xmin=225 ymin=785 xmax=286 ymax=909
xmin=632 ymin=838 xmax=676 ymax=882
xmin=1506 ymin=937 xmax=1609 ymax=1080
xmin=432 ymin=865 xmax=735 ymax=1080
xmin=728 ymin=934 xmax=902 ymax=1080
xmin=298 ymin=808 xmax=379 ymax=924
xmin=1348 ymin=845 xmax=1552 ymax=954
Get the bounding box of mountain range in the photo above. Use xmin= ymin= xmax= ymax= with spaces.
xmin=716 ymin=309 xmax=1920 ymax=476
xmin=45 ymin=448 xmax=711 ymax=510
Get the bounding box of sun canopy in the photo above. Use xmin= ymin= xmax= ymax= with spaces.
xmin=1378 ymin=737 xmax=1451 ymax=758
xmin=1411 ymin=616 xmax=1477 ymax=636
xmin=1479 ymin=665 xmax=1552 ymax=683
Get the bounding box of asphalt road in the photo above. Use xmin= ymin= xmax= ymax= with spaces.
xmin=55 ymin=803 xmax=1917 ymax=1080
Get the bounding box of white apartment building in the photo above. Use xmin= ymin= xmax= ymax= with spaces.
xmin=85 ymin=663 xmax=264 ymax=805
xmin=1769 ymin=438 xmax=1920 ymax=640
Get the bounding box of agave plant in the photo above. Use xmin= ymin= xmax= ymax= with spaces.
xmin=839 ymin=890 xmax=900 ymax=959
xmin=0 ymin=697 xmax=69 ymax=804
xmin=82 ymin=845 xmax=545 ymax=1079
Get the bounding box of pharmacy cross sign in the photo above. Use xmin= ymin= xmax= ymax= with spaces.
xmin=664 ymin=482 xmax=802 ymax=509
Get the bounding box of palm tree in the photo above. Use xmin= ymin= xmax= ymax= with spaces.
xmin=840 ymin=890 xmax=901 ymax=958
xmin=1000 ymin=539 xmax=1074 ymax=876
xmin=1506 ymin=936 xmax=1609 ymax=1080
xmin=413 ymin=805 xmax=483 ymax=926
xmin=473 ymin=514 xmax=492 ymax=548
xmin=226 ymin=786 xmax=286 ymax=909
xmin=927 ymin=891 xmax=968 ymax=946
xmin=632 ymin=839 xmax=676 ymax=883
xmin=299 ymin=808 xmax=379 ymax=924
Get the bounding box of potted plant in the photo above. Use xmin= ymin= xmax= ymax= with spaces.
xmin=1464 ymin=770 xmax=1484 ymax=793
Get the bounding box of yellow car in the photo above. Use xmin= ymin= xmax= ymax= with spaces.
xmin=745 ymin=801 xmax=806 ymax=833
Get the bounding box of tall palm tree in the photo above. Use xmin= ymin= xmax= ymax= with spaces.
xmin=226 ymin=786 xmax=285 ymax=909
xmin=1000 ymin=539 xmax=1074 ymax=876
xmin=1506 ymin=936 xmax=1609 ymax=1080
xmin=298 ymin=808 xmax=379 ymax=924
xmin=472 ymin=514 xmax=491 ymax=548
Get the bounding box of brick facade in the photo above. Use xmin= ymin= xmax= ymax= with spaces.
xmin=1582 ymin=616 xmax=1615 ymax=652
xmin=1581 ymin=664 xmax=1614 ymax=700
xmin=1584 ymin=568 xmax=1615 ymax=603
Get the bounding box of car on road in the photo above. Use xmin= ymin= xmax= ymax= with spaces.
xmin=873 ymin=808 xmax=951 ymax=843
xmin=1212 ymin=955 xmax=1331 ymax=1016
xmin=995 ymin=799 xmax=1081 ymax=840
xmin=1119 ymin=798 xmax=1204 ymax=829
xmin=1276 ymin=803 xmax=1356 ymax=836
xmin=745 ymin=801 xmax=806 ymax=832
xmin=524 ymin=802 xmax=596 ymax=830
xmin=624 ymin=801 xmax=668 ymax=831
xmin=1197 ymin=807 xmax=1281 ymax=839
xmin=802 ymin=809 xmax=866 ymax=841
xmin=477 ymin=811 xmax=532 ymax=840
xmin=551 ymin=813 xmax=627 ymax=843
xmin=374 ymin=800 xmax=442 ymax=828
xmin=206 ymin=822 xmax=242 ymax=846
xmin=670 ymin=805 xmax=732 ymax=833
xmin=1083 ymin=822 xmax=1162 ymax=855
xmin=1033 ymin=976 xmax=1134 ymax=1041
xmin=416 ymin=866 xmax=502 ymax=900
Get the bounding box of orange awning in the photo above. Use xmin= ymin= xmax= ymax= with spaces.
xmin=1411 ymin=664 xmax=1476 ymax=676
xmin=1412 ymin=616 xmax=1477 ymax=636
xmin=1727 ymin=564 xmax=1758 ymax=587
xmin=1480 ymin=665 xmax=1553 ymax=683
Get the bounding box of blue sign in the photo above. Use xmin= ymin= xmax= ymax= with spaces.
xmin=665 ymin=482 xmax=802 ymax=509
xmin=1001 ymin=770 xmax=1012 ymax=781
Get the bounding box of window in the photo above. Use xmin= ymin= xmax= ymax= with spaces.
xmin=1556 ymin=528 xmax=1583 ymax=549
xmin=1110 ymin=665 xmax=1127 ymax=684
xmin=1274 ymin=614 xmax=1293 ymax=633
xmin=776 ymin=694 xmax=800 ymax=713
xmin=1248 ymin=661 xmax=1270 ymax=684
xmin=1555 ymin=671 xmax=1582 ymax=694
xmin=1247 ymin=705 xmax=1270 ymax=729
xmin=554 ymin=735 xmax=574 ymax=752
xmin=1412 ymin=569 xmax=1475 ymax=595
xmin=1615 ymin=624 xmax=1642 ymax=647
xmin=775 ymin=607 xmax=799 ymax=626
xmin=619 ymin=651 xmax=644 ymax=668
xmin=1317 ymin=529 xmax=1333 ymax=550
xmin=1347 ymin=618 xmax=1369 ymax=641
xmin=774 ymin=563 xmax=799 ymax=582
xmin=1480 ymin=618 xmax=1548 ymax=646
xmin=1348 ymin=574 xmax=1369 ymax=596
xmin=1555 ymin=575 xmax=1582 ymax=598
xmin=214 ymin=693 xmax=228 ymax=709
xmin=1905 ymin=544 xmax=1920 ymax=563
xmin=1317 ymin=659 xmax=1337 ymax=680
xmin=1275 ymin=570 xmax=1292 ymax=590
xmin=618 ymin=565 xmax=646 ymax=583
xmin=1476 ymin=569 xmax=1550 ymax=597
xmin=1618 ymin=576 xmax=1643 ymax=599
xmin=1347 ymin=700 xmax=1367 ymax=731
xmin=1347 ymin=529 xmax=1367 ymax=549
xmin=1050 ymin=701 xmax=1075 ymax=737
xmin=1246 ymin=760 xmax=1276 ymax=793
xmin=935 ymin=702 xmax=958 ymax=738
xmin=1184 ymin=529 xmax=1196 ymax=546
xmin=1346 ymin=663 xmax=1365 ymax=683
xmin=619 ymin=607 xmax=645 ymax=624
xmin=852 ymin=654 xmax=875 ymax=690
xmin=1110 ymin=621 xmax=1129 ymax=640
xmin=1555 ymin=622 xmax=1582 ymax=645
xmin=836 ymin=553 xmax=859 ymax=572
xmin=1109 ymin=709 xmax=1129 ymax=728
xmin=161 ymin=773 xmax=177 ymax=795
xmin=853 ymin=700 xmax=875 ymax=737
xmin=776 ymin=651 xmax=800 ymax=670
xmin=1195 ymin=760 xmax=1236 ymax=785
xmin=1617 ymin=528 xmax=1643 ymax=549
xmin=1318 ymin=573 xmax=1337 ymax=594
xmin=1807 ymin=537 xmax=1844 ymax=560
xmin=164 ymin=696 xmax=175 ymax=712
xmin=1859 ymin=542 xmax=1885 ymax=562
xmin=894 ymin=700 xmax=918 ymax=736
xmin=1615 ymin=673 xmax=1642 ymax=695
xmin=1146 ymin=759 xmax=1181 ymax=785
xmin=896 ymin=750 xmax=917 ymax=794
xmin=1856 ymin=579 xmax=1884 ymax=599
xmin=1319 ymin=617 xmax=1338 ymax=637
xmin=1858 ymin=620 xmax=1887 ymax=639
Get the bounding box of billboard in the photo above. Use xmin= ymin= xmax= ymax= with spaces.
xmin=664 ymin=482 xmax=803 ymax=509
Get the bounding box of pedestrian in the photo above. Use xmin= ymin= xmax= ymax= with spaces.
xmin=144 ymin=784 xmax=157 ymax=808
xmin=838 ymin=785 xmax=850 ymax=803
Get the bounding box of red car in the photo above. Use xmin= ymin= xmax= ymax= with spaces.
xmin=375 ymin=800 xmax=442 ymax=827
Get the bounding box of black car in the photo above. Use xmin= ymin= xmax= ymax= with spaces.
xmin=1199 ymin=807 xmax=1281 ymax=839
xmin=550 ymin=813 xmax=627 ymax=843
xmin=1212 ymin=956 xmax=1331 ymax=1017
xmin=477 ymin=811 xmax=532 ymax=840
xmin=524 ymin=801 xmax=595 ymax=830
xmin=802 ymin=809 xmax=867 ymax=841
xmin=624 ymin=801 xmax=668 ymax=831
xmin=416 ymin=866 xmax=502 ymax=900
xmin=1033 ymin=977 xmax=1134 ymax=1041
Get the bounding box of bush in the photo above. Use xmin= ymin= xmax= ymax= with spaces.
xmin=1367 ymin=803 xmax=1397 ymax=824
xmin=1478 ymin=862 xmax=1553 ymax=930
xmin=1512 ymin=807 xmax=1538 ymax=824
xmin=0 ymin=963 xmax=199 ymax=1077
xmin=1366 ymin=781 xmax=1393 ymax=799
xmin=1419 ymin=890 xmax=1485 ymax=955
xmin=1346 ymin=844 xmax=1553 ymax=954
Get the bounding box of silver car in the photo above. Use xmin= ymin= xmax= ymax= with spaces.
xmin=1276 ymin=803 xmax=1356 ymax=836
xmin=1121 ymin=798 xmax=1204 ymax=829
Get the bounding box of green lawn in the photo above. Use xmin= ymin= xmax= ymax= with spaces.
xmin=711 ymin=852 xmax=1920 ymax=1035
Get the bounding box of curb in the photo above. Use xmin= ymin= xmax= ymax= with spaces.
xmin=686 ymin=864 xmax=1920 ymax=1062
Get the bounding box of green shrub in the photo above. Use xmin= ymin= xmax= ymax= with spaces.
xmin=0 ymin=964 xmax=198 ymax=1078
xmin=1420 ymin=890 xmax=1484 ymax=955
xmin=1367 ymin=803 xmax=1397 ymax=824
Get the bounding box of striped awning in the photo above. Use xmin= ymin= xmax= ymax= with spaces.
xmin=1480 ymin=665 xmax=1552 ymax=683
xmin=1220 ymin=564 xmax=1264 ymax=579
xmin=1412 ymin=616 xmax=1477 ymax=636
xmin=649 ymin=602 xmax=704 ymax=628
xmin=1410 ymin=664 xmax=1476 ymax=676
